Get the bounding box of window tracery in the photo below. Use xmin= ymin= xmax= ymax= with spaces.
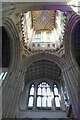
xmin=28 ymin=81 xmax=61 ymax=110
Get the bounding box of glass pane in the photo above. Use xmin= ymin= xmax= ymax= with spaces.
xmin=38 ymin=87 xmax=41 ymax=95
xmin=54 ymin=85 xmax=59 ymax=95
xmin=37 ymin=96 xmax=41 ymax=107
xmin=34 ymin=32 xmax=41 ymax=42
xmin=47 ymin=32 xmax=51 ymax=42
xmin=42 ymin=87 xmax=46 ymax=95
xmin=47 ymin=97 xmax=52 ymax=107
xmin=30 ymin=85 xmax=34 ymax=95
xmin=0 ymin=72 xmax=4 ymax=80
xmin=47 ymin=87 xmax=50 ymax=95
xmin=28 ymin=96 xmax=34 ymax=107
xmin=46 ymin=84 xmax=49 ymax=87
xmin=37 ymin=82 xmax=53 ymax=108
xmin=42 ymin=82 xmax=46 ymax=85
xmin=39 ymin=83 xmax=42 ymax=87
xmin=2 ymin=72 xmax=7 ymax=80
xmin=55 ymin=97 xmax=61 ymax=107
xmin=42 ymin=97 xmax=46 ymax=107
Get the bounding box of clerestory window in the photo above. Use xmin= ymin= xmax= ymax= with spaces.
xmin=46 ymin=32 xmax=51 ymax=42
xmin=33 ymin=31 xmax=41 ymax=42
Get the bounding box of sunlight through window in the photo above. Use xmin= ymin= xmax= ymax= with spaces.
xmin=37 ymin=82 xmax=52 ymax=108
xmin=28 ymin=96 xmax=34 ymax=107
xmin=28 ymin=82 xmax=61 ymax=109
xmin=28 ymin=84 xmax=35 ymax=108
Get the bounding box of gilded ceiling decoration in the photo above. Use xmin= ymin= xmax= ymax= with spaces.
xmin=32 ymin=10 xmax=55 ymax=30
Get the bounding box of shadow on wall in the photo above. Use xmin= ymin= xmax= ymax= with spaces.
xmin=22 ymin=118 xmax=48 ymax=120
xmin=73 ymin=21 xmax=80 ymax=66
xmin=2 ymin=26 xmax=10 ymax=68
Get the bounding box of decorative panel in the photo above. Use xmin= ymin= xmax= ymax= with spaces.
xmin=32 ymin=10 xmax=55 ymax=30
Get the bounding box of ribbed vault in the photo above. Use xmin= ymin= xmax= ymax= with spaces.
xmin=25 ymin=59 xmax=61 ymax=84
xmin=32 ymin=10 xmax=55 ymax=30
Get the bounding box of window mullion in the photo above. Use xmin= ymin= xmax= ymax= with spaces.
xmin=33 ymin=84 xmax=37 ymax=109
xmin=28 ymin=82 xmax=54 ymax=110
xmin=54 ymin=85 xmax=61 ymax=109
xmin=46 ymin=87 xmax=47 ymax=107
xmin=50 ymin=85 xmax=53 ymax=110
xmin=41 ymin=87 xmax=42 ymax=107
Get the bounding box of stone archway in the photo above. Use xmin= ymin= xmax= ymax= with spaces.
xmin=17 ymin=53 xmax=78 ymax=116
xmin=65 ymin=12 xmax=80 ymax=119
xmin=65 ymin=12 xmax=80 ymax=69
xmin=2 ymin=17 xmax=21 ymax=118
xmin=2 ymin=3 xmax=79 ymax=119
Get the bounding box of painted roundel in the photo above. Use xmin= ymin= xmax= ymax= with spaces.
xmin=32 ymin=10 xmax=55 ymax=30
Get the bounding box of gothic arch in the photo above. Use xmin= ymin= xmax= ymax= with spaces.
xmin=71 ymin=18 xmax=80 ymax=67
xmin=64 ymin=12 xmax=80 ymax=119
xmin=17 ymin=51 xmax=79 ymax=118
xmin=2 ymin=17 xmax=20 ymax=72
xmin=2 ymin=3 xmax=79 ymax=119
xmin=2 ymin=17 xmax=21 ymax=117
xmin=21 ymin=53 xmax=66 ymax=71
xmin=65 ymin=12 xmax=80 ymax=70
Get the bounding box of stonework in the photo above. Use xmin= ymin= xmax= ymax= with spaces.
xmin=1 ymin=2 xmax=80 ymax=119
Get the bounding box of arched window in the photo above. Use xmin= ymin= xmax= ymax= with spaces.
xmin=54 ymin=84 xmax=61 ymax=109
xmin=46 ymin=32 xmax=51 ymax=42
xmin=37 ymin=82 xmax=52 ymax=109
xmin=33 ymin=31 xmax=41 ymax=42
xmin=27 ymin=82 xmax=61 ymax=110
xmin=28 ymin=84 xmax=35 ymax=108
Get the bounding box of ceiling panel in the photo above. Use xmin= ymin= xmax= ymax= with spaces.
xmin=25 ymin=60 xmax=61 ymax=84
xmin=32 ymin=10 xmax=55 ymax=30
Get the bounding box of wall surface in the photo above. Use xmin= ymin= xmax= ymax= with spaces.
xmin=17 ymin=110 xmax=68 ymax=119
xmin=1 ymin=2 xmax=80 ymax=119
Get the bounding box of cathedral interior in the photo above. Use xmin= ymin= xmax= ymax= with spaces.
xmin=0 ymin=0 xmax=80 ymax=120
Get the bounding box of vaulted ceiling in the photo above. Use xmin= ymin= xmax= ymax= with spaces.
xmin=25 ymin=60 xmax=61 ymax=84
xmin=32 ymin=10 xmax=55 ymax=30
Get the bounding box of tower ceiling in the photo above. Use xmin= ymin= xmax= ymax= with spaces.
xmin=32 ymin=10 xmax=56 ymax=30
xmin=22 ymin=9 xmax=66 ymax=52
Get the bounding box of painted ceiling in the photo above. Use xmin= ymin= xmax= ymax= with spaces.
xmin=32 ymin=10 xmax=56 ymax=30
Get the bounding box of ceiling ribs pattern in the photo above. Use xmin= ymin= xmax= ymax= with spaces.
xmin=25 ymin=60 xmax=61 ymax=84
xmin=32 ymin=10 xmax=55 ymax=30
